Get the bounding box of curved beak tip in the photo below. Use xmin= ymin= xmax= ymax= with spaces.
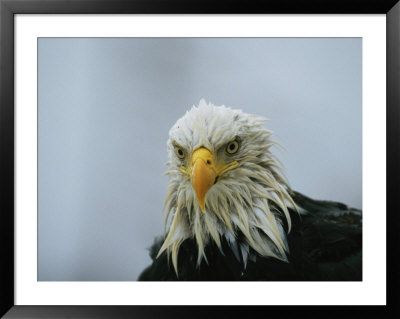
xmin=199 ymin=201 xmax=206 ymax=213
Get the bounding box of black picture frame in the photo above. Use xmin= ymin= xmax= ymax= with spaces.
xmin=1 ymin=0 xmax=399 ymax=318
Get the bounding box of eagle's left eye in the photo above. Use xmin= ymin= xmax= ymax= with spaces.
xmin=226 ymin=139 xmax=240 ymax=155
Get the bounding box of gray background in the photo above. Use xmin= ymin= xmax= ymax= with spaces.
xmin=38 ymin=38 xmax=362 ymax=281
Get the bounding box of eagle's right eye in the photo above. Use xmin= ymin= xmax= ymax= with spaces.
xmin=175 ymin=147 xmax=185 ymax=160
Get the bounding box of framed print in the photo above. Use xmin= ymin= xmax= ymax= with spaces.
xmin=1 ymin=0 xmax=399 ymax=318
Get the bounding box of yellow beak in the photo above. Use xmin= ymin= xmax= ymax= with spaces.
xmin=190 ymin=148 xmax=217 ymax=213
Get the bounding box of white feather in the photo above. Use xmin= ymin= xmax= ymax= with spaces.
xmin=160 ymin=100 xmax=296 ymax=273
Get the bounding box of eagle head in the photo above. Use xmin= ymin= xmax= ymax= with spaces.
xmin=158 ymin=99 xmax=296 ymax=274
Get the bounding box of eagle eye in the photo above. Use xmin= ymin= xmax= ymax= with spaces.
xmin=174 ymin=146 xmax=185 ymax=160
xmin=225 ymin=137 xmax=240 ymax=155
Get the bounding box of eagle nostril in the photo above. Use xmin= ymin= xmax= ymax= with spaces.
xmin=206 ymin=159 xmax=212 ymax=165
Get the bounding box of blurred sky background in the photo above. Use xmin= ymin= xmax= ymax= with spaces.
xmin=38 ymin=38 xmax=361 ymax=281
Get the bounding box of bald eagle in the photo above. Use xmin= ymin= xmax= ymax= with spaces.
xmin=138 ymin=100 xmax=362 ymax=281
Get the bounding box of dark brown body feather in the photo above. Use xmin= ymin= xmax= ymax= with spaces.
xmin=138 ymin=191 xmax=362 ymax=281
